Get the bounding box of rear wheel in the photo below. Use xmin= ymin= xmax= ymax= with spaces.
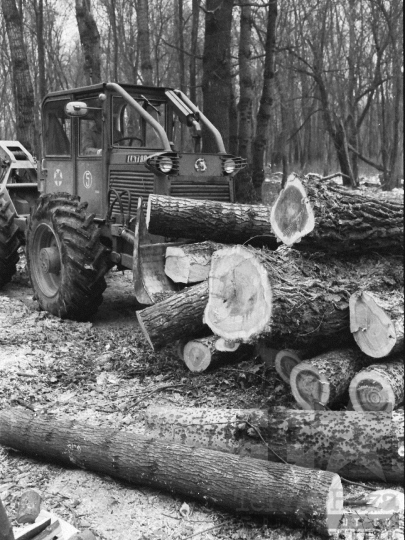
xmin=26 ymin=192 xmax=110 ymax=320
xmin=0 ymin=190 xmax=20 ymax=288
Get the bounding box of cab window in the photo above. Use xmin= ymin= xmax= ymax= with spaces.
xmin=112 ymin=96 xmax=166 ymax=149
xmin=43 ymin=100 xmax=71 ymax=156
xmin=79 ymin=97 xmax=103 ymax=156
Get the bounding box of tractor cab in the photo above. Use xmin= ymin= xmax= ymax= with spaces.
xmin=41 ymin=82 xmax=245 ymax=221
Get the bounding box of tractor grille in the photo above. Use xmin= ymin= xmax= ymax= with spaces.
xmin=109 ymin=169 xmax=154 ymax=214
xmin=170 ymin=180 xmax=232 ymax=202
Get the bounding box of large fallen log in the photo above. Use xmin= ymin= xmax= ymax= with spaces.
xmin=0 ymin=408 xmax=343 ymax=537
xmin=144 ymin=406 xmax=404 ymax=483
xmin=293 ymin=177 xmax=404 ymax=254
xmin=350 ymin=290 xmax=404 ymax=359
xmin=289 ymin=348 xmax=375 ymax=410
xmin=165 ymin=241 xmax=224 ymax=284
xmin=146 ymin=194 xmax=279 ymax=246
xmin=136 ymin=281 xmax=210 ymax=350
xmin=349 ymin=361 xmax=404 ymax=412
xmin=203 ymin=245 xmax=402 ymax=347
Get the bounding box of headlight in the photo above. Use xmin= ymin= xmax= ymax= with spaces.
xmin=223 ymin=158 xmax=236 ymax=174
xmin=159 ymin=157 xmax=173 ymax=173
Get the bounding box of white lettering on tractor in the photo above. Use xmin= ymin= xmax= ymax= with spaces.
xmin=54 ymin=169 xmax=63 ymax=186
xmin=126 ymin=154 xmax=148 ymax=164
xmin=83 ymin=170 xmax=93 ymax=189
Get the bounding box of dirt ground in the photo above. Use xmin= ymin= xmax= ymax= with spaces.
xmin=0 ymin=254 xmax=403 ymax=540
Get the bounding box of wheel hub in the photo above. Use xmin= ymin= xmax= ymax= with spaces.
xmin=39 ymin=247 xmax=61 ymax=274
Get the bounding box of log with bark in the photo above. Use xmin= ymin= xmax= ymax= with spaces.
xmin=146 ymin=194 xmax=279 ymax=246
xmin=178 ymin=335 xmax=253 ymax=372
xmin=144 ymin=406 xmax=404 ymax=483
xmin=165 ymin=241 xmax=224 ymax=284
xmin=0 ymin=408 xmax=343 ymax=537
xmin=203 ymin=245 xmax=402 ymax=348
xmin=350 ymin=290 xmax=404 ymax=359
xmin=349 ymin=361 xmax=404 ymax=412
xmin=136 ymin=281 xmax=210 ymax=350
xmin=293 ymin=176 xmax=404 ymax=254
xmin=289 ymin=348 xmax=373 ymax=410
xmin=269 ymin=175 xmax=315 ymax=246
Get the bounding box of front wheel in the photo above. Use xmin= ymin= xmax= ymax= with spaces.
xmin=26 ymin=193 xmax=110 ymax=321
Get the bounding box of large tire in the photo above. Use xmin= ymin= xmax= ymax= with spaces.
xmin=0 ymin=190 xmax=20 ymax=288
xmin=26 ymin=192 xmax=110 ymax=321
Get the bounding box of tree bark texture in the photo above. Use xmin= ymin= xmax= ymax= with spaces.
xmin=2 ymin=0 xmax=36 ymax=155
xmin=144 ymin=406 xmax=404 ymax=484
xmin=349 ymin=361 xmax=404 ymax=413
xmin=0 ymin=499 xmax=14 ymax=540
xmin=146 ymin=194 xmax=278 ymax=246
xmin=136 ymin=0 xmax=153 ymax=84
xmin=252 ymin=0 xmax=278 ymax=188
xmin=297 ymin=178 xmax=404 ymax=254
xmin=165 ymin=241 xmax=224 ymax=284
xmin=136 ymin=281 xmax=210 ymax=350
xmin=203 ymin=245 xmax=403 ymax=348
xmin=350 ymin=290 xmax=404 ymax=359
xmin=237 ymin=0 xmax=254 ymax=161
xmin=201 ymin=0 xmax=234 ymax=153
xmin=189 ymin=0 xmax=200 ymax=104
xmin=0 ymin=408 xmax=343 ymax=537
xmin=75 ymin=0 xmax=101 ymax=85
xmin=290 ymin=348 xmax=374 ymax=410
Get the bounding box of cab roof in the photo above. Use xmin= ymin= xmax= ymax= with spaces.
xmin=43 ymin=82 xmax=174 ymax=101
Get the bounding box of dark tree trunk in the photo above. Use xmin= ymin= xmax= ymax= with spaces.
xmin=75 ymin=0 xmax=101 ymax=84
xmin=201 ymin=0 xmax=233 ymax=152
xmin=2 ymin=0 xmax=36 ymax=155
xmin=0 ymin=408 xmax=343 ymax=537
xmin=189 ymin=0 xmax=200 ymax=104
xmin=0 ymin=499 xmax=14 ymax=540
xmin=252 ymin=0 xmax=277 ymax=190
xmin=136 ymin=0 xmax=153 ymax=85
xmin=238 ymin=0 xmax=254 ymax=161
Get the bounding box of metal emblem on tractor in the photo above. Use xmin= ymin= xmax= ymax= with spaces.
xmin=194 ymin=158 xmax=207 ymax=172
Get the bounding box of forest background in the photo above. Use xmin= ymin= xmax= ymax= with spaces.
xmin=0 ymin=0 xmax=403 ymax=198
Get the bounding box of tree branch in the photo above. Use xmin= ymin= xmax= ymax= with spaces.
xmin=348 ymin=144 xmax=387 ymax=173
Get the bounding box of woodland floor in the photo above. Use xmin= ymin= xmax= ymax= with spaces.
xmin=0 ymin=198 xmax=404 ymax=540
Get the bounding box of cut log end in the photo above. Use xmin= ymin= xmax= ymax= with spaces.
xmin=349 ymin=367 xmax=397 ymax=412
xmin=270 ymin=175 xmax=315 ymax=246
xmin=290 ymin=362 xmax=330 ymax=410
xmin=350 ymin=291 xmax=397 ymax=358
xmin=274 ymin=350 xmax=302 ymax=384
xmin=204 ymin=246 xmax=272 ymax=341
xmin=183 ymin=340 xmax=212 ymax=372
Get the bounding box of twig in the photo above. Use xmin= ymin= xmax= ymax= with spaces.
xmin=340 ymin=477 xmax=376 ymax=491
xmin=183 ymin=523 xmax=224 ymax=540
xmin=244 ymin=420 xmax=288 ymax=464
xmin=15 ymin=372 xmax=37 ymax=378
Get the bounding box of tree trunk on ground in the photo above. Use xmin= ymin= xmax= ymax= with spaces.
xmin=178 ymin=335 xmax=253 ymax=372
xmin=146 ymin=194 xmax=278 ymax=246
xmin=0 ymin=408 xmax=343 ymax=537
xmin=201 ymin=0 xmax=234 ymax=153
xmin=165 ymin=241 xmax=224 ymax=284
xmin=290 ymin=348 xmax=374 ymax=410
xmin=204 ymin=245 xmax=402 ymax=347
xmin=295 ymin=178 xmax=404 ymax=253
xmin=2 ymin=0 xmax=36 ymax=155
xmin=274 ymin=350 xmax=303 ymax=384
xmin=238 ymin=0 xmax=254 ymax=162
xmin=75 ymin=0 xmax=101 ymax=85
xmin=136 ymin=281 xmax=210 ymax=350
xmin=350 ymin=290 xmax=404 ymax=359
xmin=136 ymin=0 xmax=153 ymax=85
xmin=252 ymin=0 xmax=278 ymax=190
xmin=0 ymin=499 xmax=14 ymax=540
xmin=144 ymin=406 xmax=404 ymax=483
xmin=349 ymin=361 xmax=404 ymax=413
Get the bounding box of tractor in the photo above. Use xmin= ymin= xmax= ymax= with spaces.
xmin=0 ymin=82 xmax=245 ymax=320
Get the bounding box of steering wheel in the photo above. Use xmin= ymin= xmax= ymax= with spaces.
xmin=114 ymin=136 xmax=144 ymax=146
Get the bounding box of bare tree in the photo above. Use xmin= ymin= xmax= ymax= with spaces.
xmin=136 ymin=0 xmax=153 ymax=85
xmin=238 ymin=0 xmax=254 ymax=161
xmin=75 ymin=0 xmax=101 ymax=84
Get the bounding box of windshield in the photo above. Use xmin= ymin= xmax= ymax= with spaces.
xmin=112 ymin=96 xmax=166 ymax=150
